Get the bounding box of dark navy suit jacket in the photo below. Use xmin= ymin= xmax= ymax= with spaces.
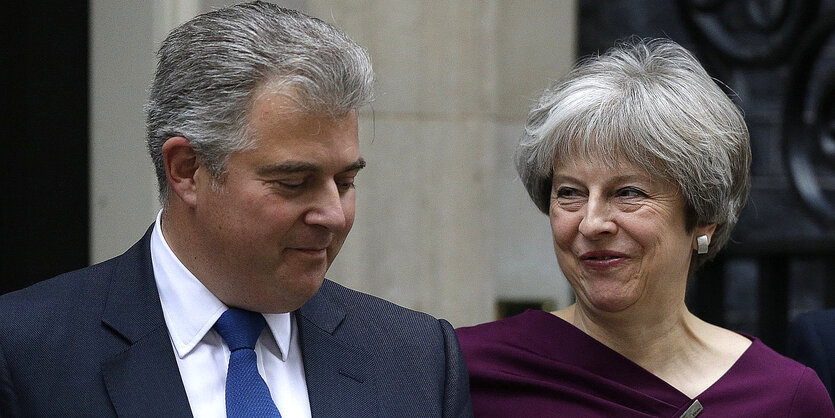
xmin=0 ymin=227 xmax=473 ymax=417
xmin=788 ymin=308 xmax=835 ymax=403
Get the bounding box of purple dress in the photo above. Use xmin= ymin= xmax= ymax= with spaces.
xmin=456 ymin=310 xmax=834 ymax=417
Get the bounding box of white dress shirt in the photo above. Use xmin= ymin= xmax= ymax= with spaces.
xmin=151 ymin=211 xmax=311 ymax=418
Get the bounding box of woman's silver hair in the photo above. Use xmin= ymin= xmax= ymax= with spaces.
xmin=146 ymin=1 xmax=374 ymax=203
xmin=515 ymin=38 xmax=751 ymax=266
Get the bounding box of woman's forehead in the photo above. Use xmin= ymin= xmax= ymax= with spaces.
xmin=553 ymin=155 xmax=645 ymax=177
xmin=553 ymin=154 xmax=679 ymax=190
xmin=553 ymin=147 xmax=640 ymax=170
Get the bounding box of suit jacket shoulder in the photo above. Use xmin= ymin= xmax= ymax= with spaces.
xmin=788 ymin=308 xmax=835 ymax=402
xmin=0 ymin=248 xmax=123 ymax=416
xmin=0 ymin=227 xmax=191 ymax=418
xmin=298 ymin=279 xmax=473 ymax=417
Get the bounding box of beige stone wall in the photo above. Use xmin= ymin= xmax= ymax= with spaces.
xmin=308 ymin=1 xmax=577 ymax=326
xmin=90 ymin=0 xmax=576 ymax=327
xmin=90 ymin=0 xmax=201 ymax=266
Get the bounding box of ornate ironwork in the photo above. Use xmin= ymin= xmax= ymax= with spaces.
xmin=784 ymin=13 xmax=835 ymax=226
xmin=678 ymin=0 xmax=818 ymax=65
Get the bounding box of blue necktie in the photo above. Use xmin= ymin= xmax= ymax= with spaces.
xmin=214 ymin=308 xmax=282 ymax=418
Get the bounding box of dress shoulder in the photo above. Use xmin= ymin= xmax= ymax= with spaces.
xmin=700 ymin=336 xmax=835 ymax=417
xmin=788 ymin=366 xmax=835 ymax=416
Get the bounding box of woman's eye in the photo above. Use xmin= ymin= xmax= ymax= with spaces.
xmin=617 ymin=187 xmax=646 ymax=198
xmin=555 ymin=187 xmax=579 ymax=198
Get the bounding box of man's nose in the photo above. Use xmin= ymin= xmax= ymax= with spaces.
xmin=578 ymin=196 xmax=617 ymax=238
xmin=304 ymin=183 xmax=346 ymax=229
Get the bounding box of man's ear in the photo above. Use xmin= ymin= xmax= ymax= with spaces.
xmin=162 ymin=136 xmax=200 ymax=207
xmin=692 ymin=223 xmax=718 ymax=251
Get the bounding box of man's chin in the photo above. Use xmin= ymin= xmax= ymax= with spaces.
xmin=228 ymin=272 xmax=325 ymax=314
xmin=272 ymin=273 xmax=326 ymax=313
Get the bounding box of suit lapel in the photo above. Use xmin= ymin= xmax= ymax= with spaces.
xmin=97 ymin=231 xmax=377 ymax=417
xmin=100 ymin=226 xmax=193 ymax=417
xmin=298 ymin=280 xmax=377 ymax=417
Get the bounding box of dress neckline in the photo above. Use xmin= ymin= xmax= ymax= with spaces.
xmin=517 ymin=309 xmax=758 ymax=401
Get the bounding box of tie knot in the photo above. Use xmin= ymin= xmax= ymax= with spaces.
xmin=214 ymin=308 xmax=266 ymax=351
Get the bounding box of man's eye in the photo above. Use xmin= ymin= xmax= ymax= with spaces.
xmin=337 ymin=180 xmax=356 ymax=192
xmin=272 ymin=180 xmax=304 ymax=190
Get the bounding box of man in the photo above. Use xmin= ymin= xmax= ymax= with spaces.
xmin=788 ymin=309 xmax=835 ymax=403
xmin=0 ymin=2 xmax=472 ymax=417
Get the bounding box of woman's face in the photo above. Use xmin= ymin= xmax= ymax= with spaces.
xmin=550 ymin=158 xmax=713 ymax=314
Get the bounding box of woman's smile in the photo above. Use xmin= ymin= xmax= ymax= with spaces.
xmin=579 ymin=250 xmax=630 ymax=270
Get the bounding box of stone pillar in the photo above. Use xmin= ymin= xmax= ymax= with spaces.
xmin=309 ymin=1 xmax=577 ymax=326
xmin=89 ymin=0 xmax=199 ymax=263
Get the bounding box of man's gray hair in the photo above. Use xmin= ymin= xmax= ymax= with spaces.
xmin=146 ymin=1 xmax=374 ymax=202
xmin=515 ymin=38 xmax=751 ymax=266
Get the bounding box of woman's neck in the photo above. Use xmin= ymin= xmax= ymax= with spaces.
xmin=554 ymin=301 xmax=749 ymax=398
xmin=559 ymin=301 xmax=699 ymax=365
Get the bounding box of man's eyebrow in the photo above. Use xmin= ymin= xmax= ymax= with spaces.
xmin=256 ymin=161 xmax=320 ymax=176
xmin=346 ymin=157 xmax=366 ymax=172
xmin=256 ymin=157 xmax=366 ymax=176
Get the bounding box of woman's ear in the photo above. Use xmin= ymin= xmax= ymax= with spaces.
xmin=162 ymin=136 xmax=200 ymax=207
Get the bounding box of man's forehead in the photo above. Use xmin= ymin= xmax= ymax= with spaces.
xmin=250 ymin=89 xmax=304 ymax=119
xmin=248 ymin=90 xmax=357 ymax=132
xmin=250 ymin=80 xmax=320 ymax=116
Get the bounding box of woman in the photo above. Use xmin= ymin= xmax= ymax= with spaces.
xmin=456 ymin=39 xmax=834 ymax=417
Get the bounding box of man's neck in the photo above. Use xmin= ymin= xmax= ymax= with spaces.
xmin=158 ymin=203 xmax=228 ymax=306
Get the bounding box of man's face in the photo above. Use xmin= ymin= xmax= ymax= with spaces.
xmin=191 ymin=89 xmax=362 ymax=313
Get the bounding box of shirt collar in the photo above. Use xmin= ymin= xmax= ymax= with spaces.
xmin=150 ymin=210 xmax=293 ymax=361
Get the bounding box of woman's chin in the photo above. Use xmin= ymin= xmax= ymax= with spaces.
xmin=580 ymin=290 xmax=640 ymax=313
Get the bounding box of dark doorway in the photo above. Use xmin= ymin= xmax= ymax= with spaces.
xmin=2 ymin=2 xmax=89 ymax=294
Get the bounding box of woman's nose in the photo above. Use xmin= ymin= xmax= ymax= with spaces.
xmin=578 ymin=197 xmax=617 ymax=238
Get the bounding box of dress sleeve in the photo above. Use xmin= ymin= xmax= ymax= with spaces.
xmin=788 ymin=367 xmax=835 ymax=417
